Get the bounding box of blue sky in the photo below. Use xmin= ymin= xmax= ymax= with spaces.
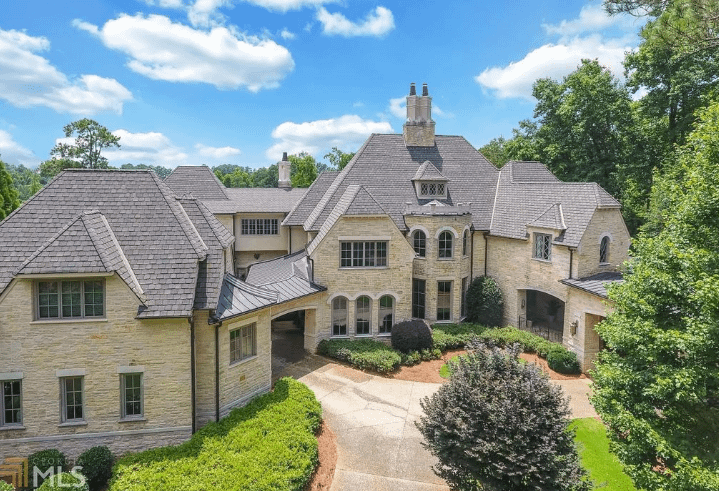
xmin=0 ymin=0 xmax=644 ymax=170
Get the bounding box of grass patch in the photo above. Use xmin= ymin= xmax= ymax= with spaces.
xmin=109 ymin=378 xmax=321 ymax=491
xmin=570 ymin=418 xmax=637 ymax=491
xmin=439 ymin=355 xmax=461 ymax=378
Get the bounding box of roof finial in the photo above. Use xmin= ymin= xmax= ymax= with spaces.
xmin=409 ymin=83 xmax=416 ymax=96
xmin=422 ymin=83 xmax=428 ymax=96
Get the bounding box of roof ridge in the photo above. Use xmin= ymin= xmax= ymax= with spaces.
xmin=306 ymin=184 xmax=361 ymax=256
xmin=181 ymin=197 xmax=235 ymax=249
xmin=283 ymin=171 xmax=338 ymax=225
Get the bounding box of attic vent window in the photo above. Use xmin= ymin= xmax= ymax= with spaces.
xmin=419 ymin=182 xmax=445 ymax=198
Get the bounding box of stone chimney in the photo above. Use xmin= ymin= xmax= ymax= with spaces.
xmin=403 ymin=82 xmax=435 ymax=147
xmin=278 ymin=152 xmax=291 ymax=188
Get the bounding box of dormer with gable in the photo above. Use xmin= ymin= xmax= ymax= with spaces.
xmin=412 ymin=160 xmax=449 ymax=200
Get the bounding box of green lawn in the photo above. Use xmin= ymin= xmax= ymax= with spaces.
xmin=570 ymin=418 xmax=637 ymax=491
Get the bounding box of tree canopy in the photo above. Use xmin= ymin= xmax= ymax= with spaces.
xmin=591 ymin=101 xmax=719 ymax=491
xmin=0 ymin=158 xmax=20 ymax=221
xmin=323 ymin=147 xmax=355 ymax=170
xmin=289 ymin=152 xmax=318 ymax=188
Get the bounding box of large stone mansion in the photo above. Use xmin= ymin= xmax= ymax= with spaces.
xmin=0 ymin=83 xmax=629 ymax=461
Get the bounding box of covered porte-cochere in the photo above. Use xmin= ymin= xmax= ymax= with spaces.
xmin=517 ymin=289 xmax=565 ymax=343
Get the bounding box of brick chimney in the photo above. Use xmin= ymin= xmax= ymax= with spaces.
xmin=278 ymin=152 xmax=291 ymax=188
xmin=403 ymin=83 xmax=435 ymax=147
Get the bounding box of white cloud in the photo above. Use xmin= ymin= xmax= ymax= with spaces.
xmin=317 ymin=6 xmax=395 ymax=37
xmin=388 ymin=96 xmax=452 ymax=119
xmin=244 ymin=0 xmax=336 ymax=12
xmin=542 ymin=3 xmax=634 ymax=36
xmin=188 ymin=0 xmax=233 ymax=27
xmin=103 ymin=129 xmax=188 ymax=167
xmin=476 ymin=35 xmax=630 ymax=100
xmin=280 ymin=28 xmax=296 ymax=40
xmin=0 ymin=130 xmax=39 ymax=167
xmin=194 ymin=143 xmax=241 ymax=159
xmin=142 ymin=0 xmax=186 ymax=8
xmin=267 ymin=114 xmax=392 ymax=161
xmin=75 ymin=14 xmax=294 ymax=92
xmin=0 ymin=28 xmax=132 ymax=115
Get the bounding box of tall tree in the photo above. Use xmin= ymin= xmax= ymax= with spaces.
xmin=45 ymin=119 xmax=120 ymax=173
xmin=591 ymin=102 xmax=719 ymax=491
xmin=6 ymin=163 xmax=44 ymax=201
xmin=478 ymin=136 xmax=511 ymax=167
xmin=120 ymin=163 xmax=172 ymax=179
xmin=323 ymin=147 xmax=355 ymax=171
xmin=289 ymin=152 xmax=318 ymax=188
xmin=0 ymin=158 xmax=20 ymax=220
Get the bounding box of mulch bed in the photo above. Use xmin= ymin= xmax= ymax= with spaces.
xmin=305 ymin=421 xmax=337 ymax=491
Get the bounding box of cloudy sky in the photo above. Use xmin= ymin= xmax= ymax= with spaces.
xmin=1 ymin=1 xmax=643 ymax=169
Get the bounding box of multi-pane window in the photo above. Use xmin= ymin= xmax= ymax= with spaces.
xmin=463 ymin=230 xmax=469 ymax=256
xmin=340 ymin=241 xmax=387 ymax=268
xmin=600 ymin=236 xmax=610 ymax=263
xmin=412 ymin=279 xmax=426 ymax=319
xmin=230 ymin=323 xmax=257 ymax=363
xmin=437 ymin=281 xmax=452 ymax=321
xmin=1 ymin=380 xmax=22 ymax=426
xmin=413 ymin=231 xmax=426 ymax=257
xmin=61 ymin=376 xmax=84 ymax=422
xmin=533 ymin=233 xmax=552 ymax=261
xmin=241 ymin=219 xmax=278 ymax=235
xmin=332 ymin=297 xmax=348 ymax=336
xmin=419 ymin=182 xmax=445 ymax=197
xmin=438 ymin=231 xmax=453 ymax=258
xmin=355 ymin=296 xmax=371 ymax=335
xmin=121 ymin=373 xmax=143 ymax=419
xmin=378 ymin=295 xmax=394 ymax=334
xmin=37 ymin=280 xmax=104 ymax=319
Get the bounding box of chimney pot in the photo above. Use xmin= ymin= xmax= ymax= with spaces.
xmin=282 ymin=152 xmax=288 ymax=161
xmin=422 ymin=83 xmax=428 ymax=96
xmin=409 ymin=83 xmax=416 ymax=96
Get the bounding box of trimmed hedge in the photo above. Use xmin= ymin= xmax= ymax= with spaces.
xmin=28 ymin=449 xmax=67 ymax=488
xmin=391 ymin=319 xmax=433 ymax=353
xmin=37 ymin=472 xmax=88 ymax=491
xmin=109 ymin=378 xmax=321 ymax=491
xmin=76 ymin=446 xmax=113 ymax=491
xmin=318 ymin=338 xmax=401 ymax=372
xmin=432 ymin=323 xmax=488 ymax=351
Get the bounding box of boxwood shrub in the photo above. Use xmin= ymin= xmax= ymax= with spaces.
xmin=391 ymin=319 xmax=433 ymax=353
xmin=432 ymin=323 xmax=488 ymax=351
xmin=318 ymin=338 xmax=401 ymax=373
xmin=109 ymin=378 xmax=321 ymax=491
xmin=28 ymin=449 xmax=67 ymax=488
xmin=76 ymin=446 xmax=113 ymax=491
xmin=37 ymin=472 xmax=88 ymax=491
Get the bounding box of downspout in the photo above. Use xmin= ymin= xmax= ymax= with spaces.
xmin=308 ymin=256 xmax=315 ymax=283
xmin=483 ymin=232 xmax=489 ymax=277
xmin=569 ymin=247 xmax=575 ymax=279
xmin=469 ymin=230 xmax=474 ymax=281
xmin=289 ymin=224 xmax=292 ymax=253
xmin=189 ymin=316 xmax=196 ymax=434
xmin=208 ymin=314 xmax=223 ymax=423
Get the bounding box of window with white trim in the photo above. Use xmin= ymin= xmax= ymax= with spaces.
xmin=61 ymin=376 xmax=84 ymax=423
xmin=332 ymin=297 xmax=348 ymax=336
xmin=230 ymin=323 xmax=257 ymax=363
xmin=378 ymin=295 xmax=394 ymax=334
xmin=418 ymin=181 xmax=447 ymax=198
xmin=355 ymin=296 xmax=371 ymax=335
xmin=412 ymin=231 xmax=426 ymax=257
xmin=37 ymin=280 xmax=104 ymax=320
xmin=533 ymin=233 xmax=552 ymax=261
xmin=438 ymin=231 xmax=453 ymax=258
xmin=241 ymin=218 xmax=278 ymax=235
xmin=340 ymin=241 xmax=387 ymax=267
xmin=600 ymin=236 xmax=610 ymax=263
xmin=437 ymin=281 xmax=452 ymax=321
xmin=121 ymin=373 xmax=143 ymax=419
xmin=1 ymin=380 xmax=22 ymax=427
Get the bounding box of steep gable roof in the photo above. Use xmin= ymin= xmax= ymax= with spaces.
xmin=528 ymin=203 xmax=566 ymax=231
xmin=0 ymin=170 xmax=227 ymax=318
xmin=283 ymin=171 xmax=338 ymax=226
xmin=245 ymin=250 xmax=325 ymax=303
xmin=164 ymin=165 xmax=229 ymax=201
xmin=506 ymin=161 xmax=561 ymax=183
xmin=412 ymin=160 xmax=447 ymax=181
xmin=345 ymin=186 xmax=386 ymax=216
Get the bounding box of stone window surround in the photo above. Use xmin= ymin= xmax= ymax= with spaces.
xmin=462 ymin=227 xmax=470 ymax=257
xmin=355 ymin=296 xmax=371 ymax=336
xmin=339 ymin=240 xmax=388 ymax=268
xmin=435 ymin=227 xmax=459 ymax=260
xmin=408 ymin=226 xmax=430 ymax=258
xmin=532 ymin=232 xmax=552 ymax=262
xmin=599 ymin=232 xmax=613 ymax=264
xmin=230 ymin=323 xmax=257 ymax=365
xmin=328 ymin=292 xmax=400 ymax=338
xmin=378 ymin=295 xmax=394 ymax=336
xmin=415 ymin=180 xmax=448 ymax=199
xmin=436 ymin=277 xmax=454 ymax=323
xmin=120 ymin=371 xmax=144 ymax=421
xmin=438 ymin=231 xmax=453 ymax=259
xmin=0 ymin=373 xmax=23 ymax=429
xmin=240 ymin=218 xmax=279 ymax=235
xmin=58 ymin=371 xmax=86 ymax=426
xmin=34 ymin=277 xmax=106 ymax=322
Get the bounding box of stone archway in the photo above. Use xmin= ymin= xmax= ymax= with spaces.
xmin=271 ymin=308 xmax=316 ymax=381
xmin=523 ymin=290 xmax=565 ymax=343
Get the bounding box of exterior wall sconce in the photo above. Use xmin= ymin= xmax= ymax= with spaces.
xmin=521 ymin=299 xmax=525 ymax=309
xmin=570 ymin=320 xmax=579 ymax=336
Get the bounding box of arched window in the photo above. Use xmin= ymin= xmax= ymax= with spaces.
xmin=439 ymin=231 xmax=453 ymax=258
xmin=332 ymin=297 xmax=347 ymax=336
xmin=413 ymin=230 xmax=426 ymax=257
xmin=600 ymin=236 xmax=610 ymax=263
xmin=355 ymin=296 xmax=371 ymax=335
xmin=462 ymin=229 xmax=469 ymax=256
xmin=378 ymin=295 xmax=394 ymax=334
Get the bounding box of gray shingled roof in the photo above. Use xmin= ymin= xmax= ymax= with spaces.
xmin=306 ymin=185 xmax=361 ymax=256
xmin=283 ymin=171 xmax=338 ymax=226
xmin=0 ymin=169 xmax=229 ymax=318
xmin=164 ymin=166 xmax=229 ymax=201
xmin=345 ymin=186 xmax=386 ymax=216
xmin=203 ymin=187 xmax=308 ymax=214
xmin=528 ymin=203 xmax=566 ymax=231
xmin=490 ymin=161 xmax=620 ymax=247
xmin=297 ymin=134 xmax=499 ymax=233
xmin=412 ymin=160 xmax=447 ymax=181
xmin=245 ymin=250 xmax=326 ymax=303
xmin=216 ymin=274 xmax=278 ymax=320
xmin=560 ymin=272 xmax=623 ymax=298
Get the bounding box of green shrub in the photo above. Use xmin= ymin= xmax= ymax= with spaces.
xmin=110 ymin=378 xmax=321 ymax=491
xmin=546 ymin=347 xmax=581 ymax=374
xmin=37 ymin=472 xmax=88 ymax=491
xmin=391 ymin=319 xmax=433 ymax=353
xmin=417 ymin=343 xmax=588 ymax=491
xmin=465 ymin=276 xmax=504 ymax=327
xmin=0 ymin=481 xmax=14 ymax=491
xmin=28 ymin=449 xmax=67 ymax=487
xmin=432 ymin=323 xmax=488 ymax=350
xmin=318 ymin=339 xmax=401 ymax=373
xmin=76 ymin=446 xmax=113 ymax=491
xmin=400 ymin=351 xmax=422 ymax=366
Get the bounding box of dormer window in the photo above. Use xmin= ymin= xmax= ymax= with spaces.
xmin=420 ymin=182 xmax=445 ymax=197
xmin=412 ymin=161 xmax=448 ymax=199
